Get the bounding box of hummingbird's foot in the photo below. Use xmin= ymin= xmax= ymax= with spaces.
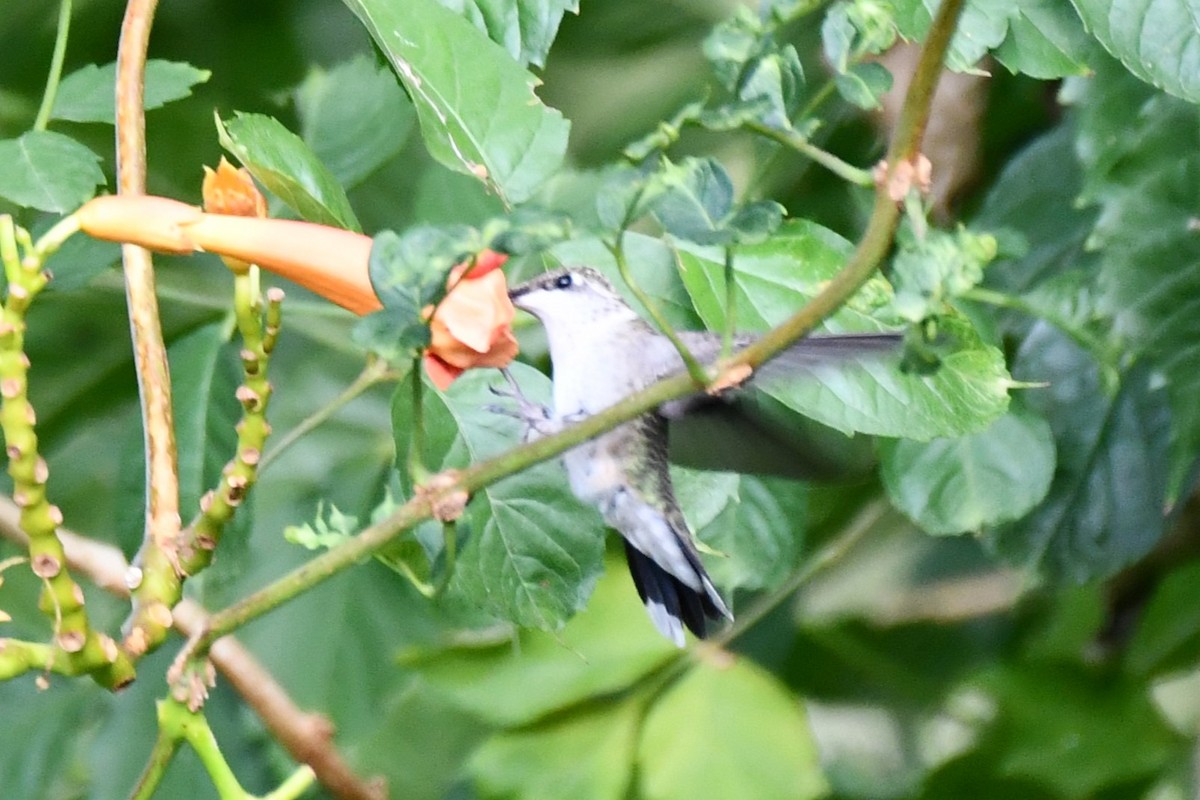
xmin=486 ymin=369 xmax=558 ymax=442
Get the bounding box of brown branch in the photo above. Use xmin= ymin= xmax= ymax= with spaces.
xmin=172 ymin=603 xmax=387 ymax=800
xmin=115 ymin=0 xmax=184 ymax=657
xmin=0 ymin=500 xmax=385 ymax=800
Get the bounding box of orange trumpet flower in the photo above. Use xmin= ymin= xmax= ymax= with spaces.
xmin=75 ymin=188 xmax=517 ymax=388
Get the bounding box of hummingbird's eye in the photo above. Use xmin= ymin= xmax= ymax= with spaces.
xmin=554 ymin=274 xmax=573 ymax=289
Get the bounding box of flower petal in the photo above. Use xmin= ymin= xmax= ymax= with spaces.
xmin=437 ymin=269 xmax=514 ymax=353
xmin=77 ymin=195 xmax=203 ymax=255
xmin=423 ymin=352 xmax=464 ymax=390
xmin=202 ymin=159 xmax=266 ymax=218
xmin=185 ymin=215 xmax=380 ymax=315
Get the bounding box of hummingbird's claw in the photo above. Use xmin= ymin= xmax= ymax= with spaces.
xmin=487 ymin=369 xmax=557 ymax=442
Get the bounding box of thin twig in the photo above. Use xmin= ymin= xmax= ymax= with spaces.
xmin=710 ymin=497 xmax=889 ymax=647
xmin=259 ymin=357 xmax=396 ymax=472
xmin=116 ymin=0 xmax=183 ymax=657
xmin=33 ymin=0 xmax=73 ymax=132
xmin=744 ymin=120 xmax=875 ymax=186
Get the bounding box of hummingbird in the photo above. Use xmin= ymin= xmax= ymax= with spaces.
xmin=505 ymin=266 xmax=900 ymax=646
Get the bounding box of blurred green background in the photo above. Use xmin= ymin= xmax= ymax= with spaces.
xmin=2 ymin=2 xmax=1199 ymax=799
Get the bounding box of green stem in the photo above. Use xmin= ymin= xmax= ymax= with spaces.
xmin=962 ymin=286 xmax=1110 ymax=358
xmin=129 ymin=721 xmax=181 ymax=800
xmin=187 ymin=0 xmax=966 ymax=655
xmin=796 ymin=77 xmax=838 ymax=123
xmin=721 ymin=246 xmax=736 ymax=358
xmin=175 ymin=700 xmax=249 ymax=799
xmin=259 ymin=356 xmax=396 ymax=473
xmin=34 ymin=213 xmax=82 ymax=260
xmin=407 ymin=355 xmax=429 ymax=482
xmin=178 ymin=280 xmax=277 ymax=576
xmin=744 ymin=121 xmax=874 ymax=186
xmin=710 ymin=496 xmax=887 ymax=647
xmin=435 ymin=520 xmax=457 ymax=596
xmin=606 ymin=234 xmax=709 ymax=385
xmin=33 ymin=0 xmax=72 ymax=132
xmin=262 ymin=767 xmax=317 ymax=800
xmin=0 ymin=217 xmax=134 ymax=689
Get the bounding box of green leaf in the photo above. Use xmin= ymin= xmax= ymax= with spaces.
xmin=594 ymin=162 xmax=668 ymax=231
xmin=1061 ymin=51 xmax=1187 ymax=202
xmin=651 ymin=157 xmax=784 ymax=246
xmin=51 ymin=59 xmax=211 ymax=123
xmin=1055 ymin=64 xmax=1200 ymax=486
xmin=352 ymin=311 xmax=430 ymax=361
xmin=216 ymin=112 xmax=360 ymax=231
xmin=987 ymin=325 xmax=1171 ymax=581
xmin=413 ymin=161 xmax=507 ymax=226
xmin=367 ymin=226 xmax=475 ymax=319
xmin=341 ymin=0 xmax=570 ymax=204
xmin=888 ymin=225 xmax=998 ymax=323
xmin=356 ymin=223 xmax=490 ymax=357
xmin=993 ymin=0 xmax=1092 ymax=78
xmin=483 ymin=206 xmax=573 ymax=255
xmin=0 ymin=681 xmax=99 ymax=799
xmin=0 ymin=131 xmax=104 ymax=213
xmin=1071 ymin=0 xmax=1200 ymax=101
xmin=703 ymin=7 xmax=764 ymax=89
xmin=821 ymin=2 xmax=858 ymax=71
xmin=895 ymin=0 xmax=1090 ymax=78
xmin=393 ymin=363 xmax=607 ymax=630
xmin=402 ymin=549 xmax=678 ymax=725
xmin=652 ymin=158 xmax=733 ymax=243
xmin=284 ymin=500 xmax=361 ymax=551
xmin=726 ymin=200 xmax=785 ymax=244
xmin=469 ymin=700 xmax=639 ymax=800
xmin=441 ymin=0 xmax=580 ymax=68
xmin=893 ymin=0 xmax=1008 ymax=72
xmin=700 ymin=5 xmax=808 ymax=132
xmin=737 ymin=46 xmax=805 ymax=129
xmin=971 ymin=662 xmax=1180 ymax=796
xmin=1086 ymin=140 xmax=1200 ymax=482
xmin=975 ymin=125 xmax=1096 ymax=299
xmin=821 ymin=0 xmax=899 ymax=70
xmin=637 ymin=658 xmax=828 ymax=800
xmin=881 ymin=404 xmax=1055 ymax=535
xmin=293 ymin=54 xmax=416 ymax=189
xmin=678 ymin=220 xmax=1012 ymax=439
xmin=676 ymin=471 xmax=807 ymax=591
xmin=355 ymin=679 xmax=493 ymax=800
xmin=833 ymin=61 xmax=893 ymax=109
xmin=1126 ymin=561 xmax=1200 ymax=677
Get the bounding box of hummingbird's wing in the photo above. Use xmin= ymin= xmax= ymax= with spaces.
xmin=646 ymin=332 xmax=903 ymax=480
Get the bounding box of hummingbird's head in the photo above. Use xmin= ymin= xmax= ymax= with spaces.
xmin=508 ymin=266 xmax=638 ymax=326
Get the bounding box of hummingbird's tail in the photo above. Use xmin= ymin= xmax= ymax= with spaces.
xmin=623 ymin=539 xmax=731 ymax=646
